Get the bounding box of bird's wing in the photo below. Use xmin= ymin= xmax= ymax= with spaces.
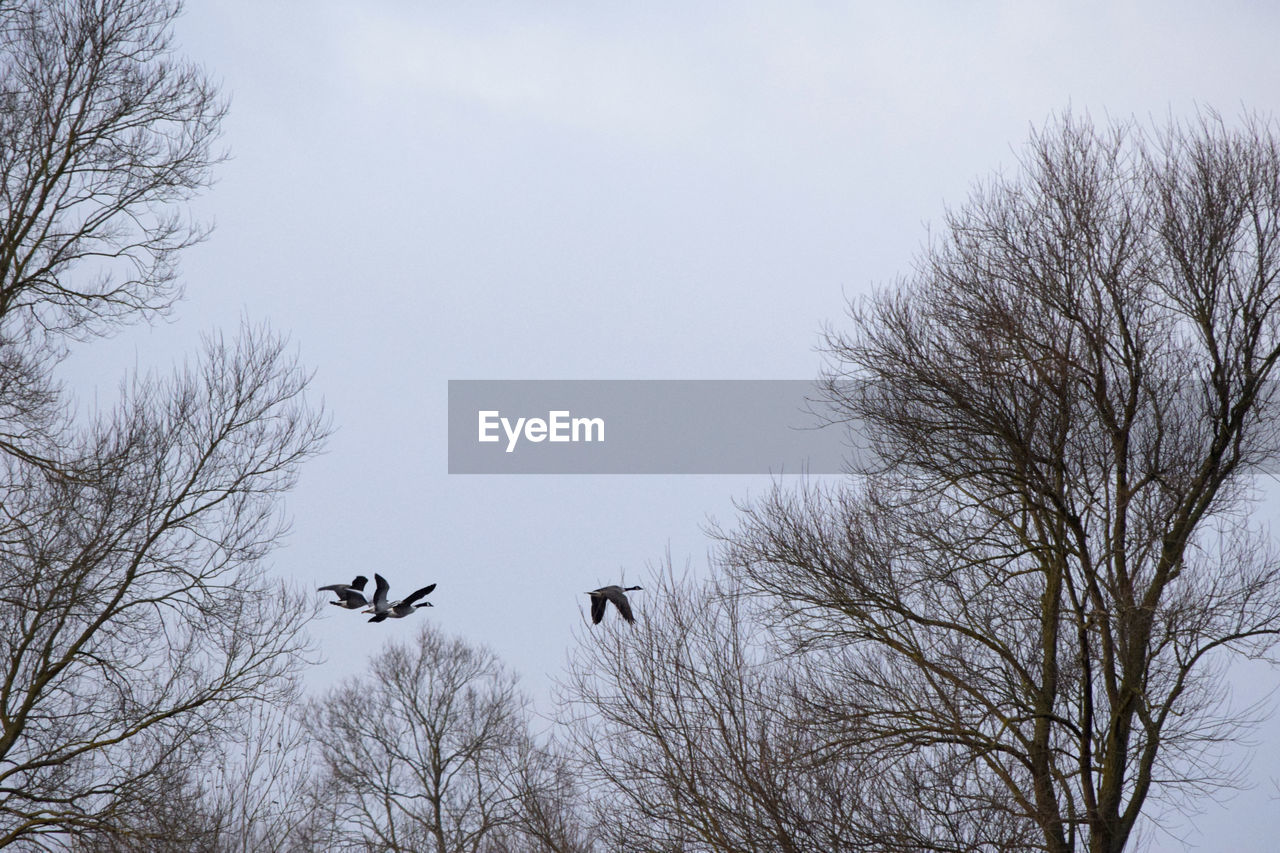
xmin=345 ymin=591 xmax=368 ymax=607
xmin=318 ymin=584 xmax=346 ymax=593
xmin=590 ymin=593 xmax=607 ymax=624
xmin=401 ymin=583 xmax=437 ymax=606
xmin=372 ymin=574 xmax=390 ymax=609
xmin=351 ymin=575 xmax=369 ymax=590
xmin=608 ymin=589 xmax=635 ymax=623
xmin=368 ymin=612 xmax=388 ymax=623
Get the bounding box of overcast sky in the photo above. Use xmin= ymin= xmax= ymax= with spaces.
xmin=63 ymin=3 xmax=1280 ymax=849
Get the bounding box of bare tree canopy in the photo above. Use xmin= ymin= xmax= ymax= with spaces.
xmin=562 ymin=565 xmax=880 ymax=853
xmin=0 ymin=3 xmax=331 ymax=847
xmin=305 ymin=623 xmax=544 ymax=853
xmin=0 ymin=326 xmax=327 ymax=848
xmin=718 ymin=111 xmax=1280 ymax=852
xmin=0 ymin=0 xmax=224 ymax=339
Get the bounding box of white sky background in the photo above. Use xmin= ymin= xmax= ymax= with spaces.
xmin=61 ymin=2 xmax=1280 ymax=849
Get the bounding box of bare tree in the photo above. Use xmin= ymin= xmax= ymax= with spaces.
xmin=561 ymin=565 xmax=882 ymax=853
xmin=483 ymin=732 xmax=598 ymax=853
xmin=67 ymin=695 xmax=341 ymax=853
xmin=0 ymin=0 xmax=224 ymax=341
xmin=305 ymin=623 xmax=538 ymax=853
xmin=720 ymin=110 xmax=1280 ymax=852
xmin=66 ymin=748 xmax=233 ymax=853
xmin=0 ymin=325 xmax=327 ymax=849
xmin=197 ymin=698 xmax=327 ymax=853
xmin=0 ymin=3 xmax=332 ymax=848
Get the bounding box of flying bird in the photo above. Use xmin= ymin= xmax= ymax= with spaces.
xmin=364 ymin=573 xmax=437 ymax=623
xmin=587 ymin=585 xmax=643 ymax=624
xmin=318 ymin=575 xmax=369 ymax=609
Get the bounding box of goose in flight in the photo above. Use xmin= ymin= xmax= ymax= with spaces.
xmin=319 ymin=575 xmax=369 ymax=609
xmin=364 ymin=573 xmax=437 ymax=623
xmin=587 ymin=585 xmax=642 ymax=624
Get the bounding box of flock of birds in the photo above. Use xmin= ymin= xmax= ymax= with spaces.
xmin=319 ymin=575 xmax=644 ymax=625
xmin=318 ymin=574 xmax=436 ymax=622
